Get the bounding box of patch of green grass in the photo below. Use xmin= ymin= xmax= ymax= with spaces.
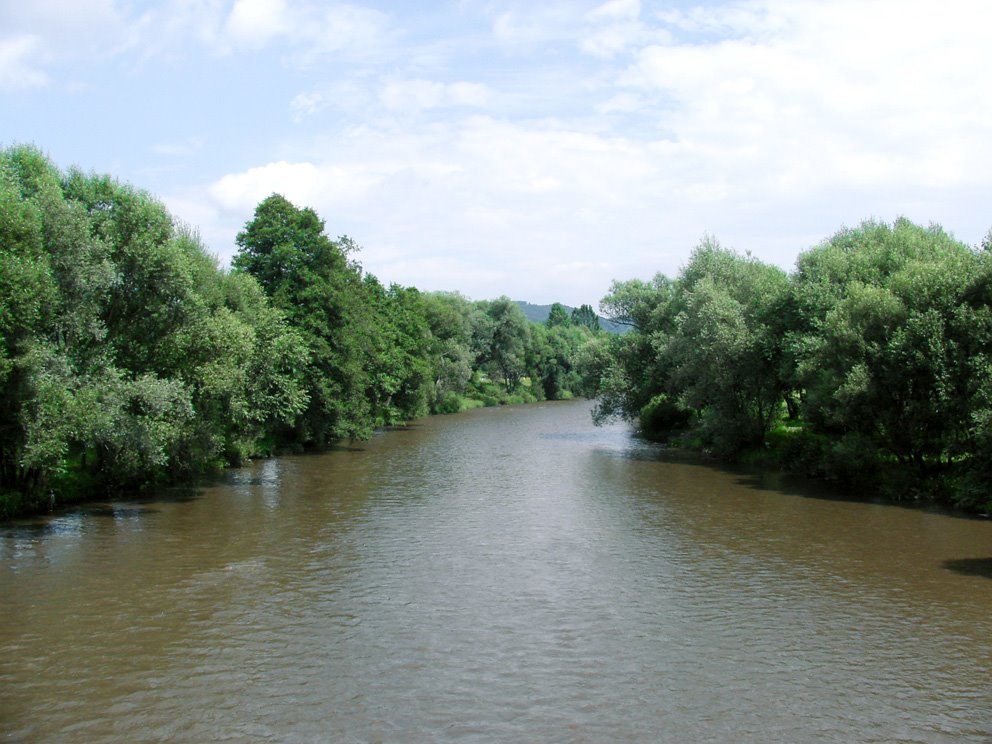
xmin=436 ymin=392 xmax=487 ymax=414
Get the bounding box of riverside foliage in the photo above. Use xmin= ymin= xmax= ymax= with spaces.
xmin=2 ymin=146 xmax=989 ymax=516
xmin=589 ymin=222 xmax=992 ymax=511
xmin=0 ymin=147 xmax=598 ymax=517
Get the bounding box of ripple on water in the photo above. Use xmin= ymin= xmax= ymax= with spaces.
xmin=1 ymin=401 xmax=991 ymax=742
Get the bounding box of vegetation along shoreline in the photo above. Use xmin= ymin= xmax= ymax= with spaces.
xmin=2 ymin=144 xmax=990 ymax=518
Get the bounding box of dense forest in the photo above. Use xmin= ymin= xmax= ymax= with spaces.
xmin=2 ymin=144 xmax=990 ymax=517
xmin=587 ymin=223 xmax=992 ymax=512
xmin=0 ymin=145 xmax=599 ymax=517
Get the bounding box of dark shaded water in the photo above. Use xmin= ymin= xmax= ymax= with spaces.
xmin=2 ymin=400 xmax=991 ymax=742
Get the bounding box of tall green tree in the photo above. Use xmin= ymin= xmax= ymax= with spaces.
xmin=595 ymin=238 xmax=788 ymax=452
xmin=421 ymin=292 xmax=476 ymax=408
xmin=793 ymin=219 xmax=989 ymax=487
xmin=358 ymin=277 xmax=434 ymax=425
xmin=529 ymin=322 xmax=594 ymax=400
xmin=546 ymin=302 xmax=571 ymax=328
xmin=570 ymin=303 xmax=600 ymax=332
xmin=592 ymin=274 xmax=685 ymax=430
xmin=663 ymin=240 xmax=790 ymax=453
xmin=475 ymin=297 xmax=531 ymax=390
xmin=0 ymin=148 xmax=309 ymax=515
xmin=234 ymin=194 xmax=371 ymax=443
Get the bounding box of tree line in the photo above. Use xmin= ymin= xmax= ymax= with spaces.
xmin=0 ymin=146 xmax=599 ymax=517
xmin=588 ymin=221 xmax=992 ymax=512
xmin=3 ymin=145 xmax=990 ymax=517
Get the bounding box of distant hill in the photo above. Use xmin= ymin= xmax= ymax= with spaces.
xmin=514 ymin=301 xmax=629 ymax=335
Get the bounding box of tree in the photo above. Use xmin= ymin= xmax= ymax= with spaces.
xmin=546 ymin=302 xmax=571 ymax=328
xmin=421 ymin=292 xmax=476 ymax=408
xmin=0 ymin=148 xmax=314 ymax=515
xmin=591 ymin=237 xmax=788 ymax=452
xmin=599 ymin=275 xmax=674 ymax=330
xmin=358 ymin=278 xmax=434 ymax=425
xmin=593 ymin=275 xmax=680 ymax=426
xmin=793 ymin=219 xmax=987 ymax=481
xmin=571 ymin=303 xmax=600 ymax=331
xmin=664 ymin=241 xmax=789 ymax=453
xmin=476 ymin=297 xmax=531 ymax=390
xmin=528 ymin=322 xmax=592 ymax=400
xmin=232 ymin=194 xmax=349 ymax=305
xmin=234 ymin=194 xmax=374 ymax=443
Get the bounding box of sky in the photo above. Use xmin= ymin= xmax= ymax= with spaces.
xmin=2 ymin=0 xmax=991 ymax=307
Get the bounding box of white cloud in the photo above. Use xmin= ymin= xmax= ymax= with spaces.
xmin=201 ymin=116 xmax=696 ymax=302
xmin=209 ymin=160 xmax=325 ymax=213
xmin=491 ymin=5 xmax=579 ymax=47
xmin=225 ymin=0 xmax=291 ymax=47
xmin=379 ymin=79 xmax=493 ymax=112
xmin=212 ymin=1 xmax=395 ymax=60
xmin=0 ymin=0 xmax=138 ymax=85
xmin=288 ymin=80 xmax=376 ymax=120
xmin=107 ymin=0 xmax=227 ymax=61
xmin=376 ymin=255 xmax=508 ymax=300
xmin=207 ymin=158 xmax=389 ymax=216
xmin=0 ymin=0 xmax=396 ymax=67
xmin=0 ymin=0 xmax=203 ymax=76
xmin=380 ymin=79 xmax=445 ymax=111
xmin=619 ymin=0 xmax=992 ymax=195
xmin=453 ymin=117 xmax=655 ymax=204
xmin=589 ymin=0 xmax=640 ymax=21
xmin=579 ymin=25 xmax=634 ymax=58
xmin=290 ymin=91 xmax=326 ymax=121
xmin=303 ymin=4 xmax=394 ymax=58
xmin=487 ymin=0 xmax=659 ymax=59
xmin=448 ymin=82 xmax=492 ymax=108
xmin=0 ymin=35 xmax=49 ymax=89
xmin=10 ymin=0 xmax=992 ymax=306
xmin=580 ymin=0 xmax=653 ymax=58
xmin=596 ymin=92 xmax=642 ymax=114
xmin=0 ymin=0 xmax=128 ymax=46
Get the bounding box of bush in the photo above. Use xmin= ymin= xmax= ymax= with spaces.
xmin=950 ymin=470 xmax=992 ymax=513
xmin=762 ymin=427 xmax=881 ymax=491
xmin=638 ymin=394 xmax=692 ymax=441
xmin=437 ymin=391 xmax=464 ymax=414
xmin=436 ymin=392 xmax=486 ymax=414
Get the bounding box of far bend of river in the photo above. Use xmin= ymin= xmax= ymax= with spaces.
xmin=2 ymin=401 xmax=992 ymax=742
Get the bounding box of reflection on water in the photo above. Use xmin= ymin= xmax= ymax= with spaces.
xmin=2 ymin=400 xmax=991 ymax=742
xmin=943 ymin=557 xmax=992 ymax=579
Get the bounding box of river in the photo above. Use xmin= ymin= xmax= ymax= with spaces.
xmin=2 ymin=400 xmax=991 ymax=742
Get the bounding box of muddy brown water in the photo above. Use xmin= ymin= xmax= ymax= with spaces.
xmin=2 ymin=400 xmax=991 ymax=742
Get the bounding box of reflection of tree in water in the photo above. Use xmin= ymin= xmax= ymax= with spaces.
xmin=943 ymin=557 xmax=992 ymax=579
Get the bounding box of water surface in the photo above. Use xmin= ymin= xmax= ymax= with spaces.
xmin=2 ymin=401 xmax=991 ymax=741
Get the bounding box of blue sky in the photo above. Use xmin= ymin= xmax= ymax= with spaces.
xmin=2 ymin=0 xmax=990 ymax=307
